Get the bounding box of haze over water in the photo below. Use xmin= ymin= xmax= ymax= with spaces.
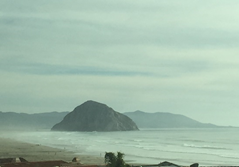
xmin=1 ymin=1 xmax=239 ymax=165
xmin=2 ymin=128 xmax=239 ymax=166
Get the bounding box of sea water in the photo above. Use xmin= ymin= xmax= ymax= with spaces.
xmin=2 ymin=128 xmax=239 ymax=166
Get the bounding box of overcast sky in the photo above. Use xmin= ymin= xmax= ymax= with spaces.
xmin=1 ymin=0 xmax=239 ymax=126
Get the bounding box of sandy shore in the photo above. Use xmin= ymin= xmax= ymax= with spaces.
xmin=0 ymin=137 xmax=105 ymax=164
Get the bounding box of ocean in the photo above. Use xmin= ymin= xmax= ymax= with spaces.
xmin=2 ymin=128 xmax=239 ymax=166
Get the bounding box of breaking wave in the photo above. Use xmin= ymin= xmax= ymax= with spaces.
xmin=2 ymin=128 xmax=239 ymax=166
xmin=183 ymin=143 xmax=229 ymax=150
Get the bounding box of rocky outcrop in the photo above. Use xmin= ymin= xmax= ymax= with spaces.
xmin=51 ymin=100 xmax=139 ymax=132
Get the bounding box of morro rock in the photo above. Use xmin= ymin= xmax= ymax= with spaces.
xmin=51 ymin=100 xmax=139 ymax=132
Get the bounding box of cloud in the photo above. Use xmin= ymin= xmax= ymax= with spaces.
xmin=1 ymin=0 xmax=239 ymax=126
xmin=1 ymin=0 xmax=239 ymax=50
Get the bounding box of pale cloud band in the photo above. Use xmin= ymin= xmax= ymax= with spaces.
xmin=1 ymin=0 xmax=239 ymax=126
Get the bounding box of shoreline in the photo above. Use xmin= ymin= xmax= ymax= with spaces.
xmin=0 ymin=137 xmax=105 ymax=165
xmin=2 ymin=129 xmax=238 ymax=166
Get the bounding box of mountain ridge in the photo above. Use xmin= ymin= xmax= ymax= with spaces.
xmin=0 ymin=105 xmax=231 ymax=130
xmin=124 ymin=110 xmax=219 ymax=128
xmin=0 ymin=111 xmax=69 ymax=130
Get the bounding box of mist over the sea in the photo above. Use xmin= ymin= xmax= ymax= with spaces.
xmin=1 ymin=1 xmax=239 ymax=165
xmin=2 ymin=128 xmax=239 ymax=166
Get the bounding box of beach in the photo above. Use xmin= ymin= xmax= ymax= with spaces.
xmin=0 ymin=137 xmax=105 ymax=165
xmin=2 ymin=129 xmax=239 ymax=166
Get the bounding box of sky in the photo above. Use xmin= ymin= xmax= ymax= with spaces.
xmin=1 ymin=0 xmax=239 ymax=126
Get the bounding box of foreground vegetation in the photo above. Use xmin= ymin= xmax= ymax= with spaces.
xmin=105 ymin=152 xmax=130 ymax=167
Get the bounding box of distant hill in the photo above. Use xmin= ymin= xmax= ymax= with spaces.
xmin=52 ymin=100 xmax=139 ymax=132
xmin=0 ymin=109 xmax=221 ymax=130
xmin=124 ymin=110 xmax=219 ymax=128
xmin=0 ymin=111 xmax=69 ymax=130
